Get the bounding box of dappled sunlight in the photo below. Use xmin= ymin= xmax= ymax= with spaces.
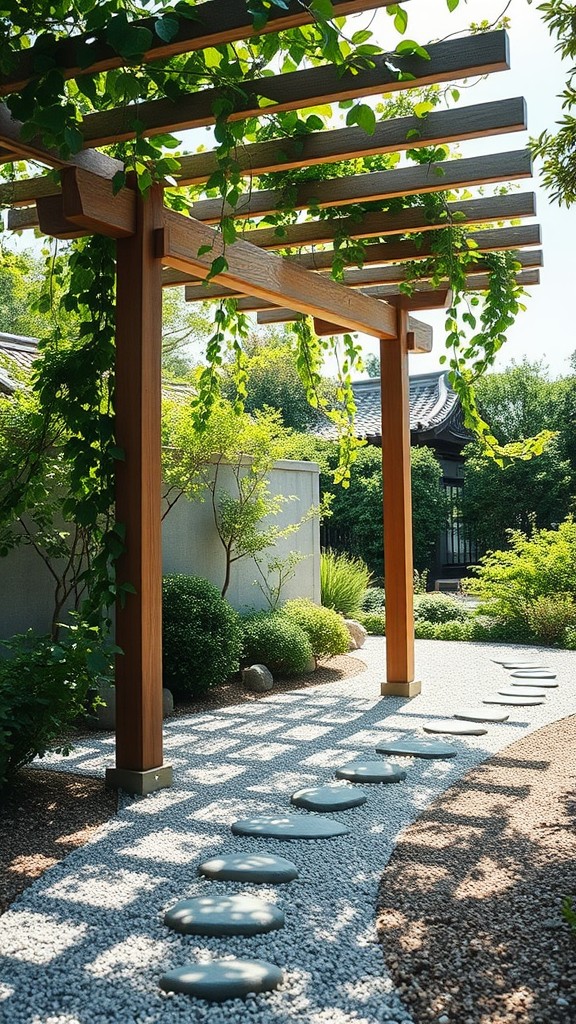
xmin=233 ymin=719 xmax=285 ymax=736
xmin=119 ymin=829 xmax=220 ymax=864
xmin=193 ymin=716 xmax=247 ymax=733
xmin=453 ymin=854 xmax=518 ymax=899
xmin=184 ymin=735 xmax=243 ymax=756
xmin=247 ymin=770 xmax=318 ymax=793
xmin=187 ymin=797 xmax=272 ymax=824
xmin=301 ymin=747 xmax=363 ymax=767
xmin=0 ymin=910 xmax=87 ymax=963
xmin=8 ymin=852 xmax=58 ymax=876
xmin=0 ymin=983 xmax=14 ymax=1002
xmin=283 ymin=724 xmax=333 ymax=741
xmin=228 ymin=740 xmax=295 ymax=761
xmin=123 ymin=788 xmax=197 ymax=814
xmin=84 ymin=934 xmax=167 ymax=978
xmin=44 ymin=865 xmax=163 ymax=908
xmin=182 ymin=762 xmax=247 ymax=785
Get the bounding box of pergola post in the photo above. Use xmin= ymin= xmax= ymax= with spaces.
xmin=380 ymin=308 xmax=421 ymax=697
xmin=105 ymin=184 xmax=173 ymax=795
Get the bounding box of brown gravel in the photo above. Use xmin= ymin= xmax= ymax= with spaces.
xmin=378 ymin=716 xmax=576 ymax=1024
xmin=0 ymin=769 xmax=117 ymax=914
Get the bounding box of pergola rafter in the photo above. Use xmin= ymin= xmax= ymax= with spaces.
xmin=0 ymin=15 xmax=544 ymax=789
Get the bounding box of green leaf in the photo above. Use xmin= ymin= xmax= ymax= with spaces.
xmin=154 ymin=17 xmax=180 ymax=43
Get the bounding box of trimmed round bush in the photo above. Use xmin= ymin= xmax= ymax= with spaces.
xmin=413 ymin=593 xmax=469 ymax=624
xmin=356 ymin=611 xmax=385 ymax=636
xmin=241 ymin=612 xmax=313 ymax=675
xmin=162 ymin=574 xmax=242 ymax=699
xmin=283 ymin=598 xmax=350 ymax=658
xmin=360 ymin=587 xmax=386 ymax=612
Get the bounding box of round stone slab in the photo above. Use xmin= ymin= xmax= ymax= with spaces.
xmin=454 ymin=708 xmax=510 ymax=723
xmin=510 ymin=677 xmax=558 ymax=688
xmin=500 ymin=662 xmax=549 ymax=670
xmin=198 ymin=854 xmax=298 ymax=884
xmin=498 ymin=686 xmax=547 ymax=698
xmin=159 ymin=959 xmax=283 ymax=1001
xmin=375 ymin=739 xmax=457 ymax=759
xmin=290 ymin=783 xmax=367 ymax=812
xmin=231 ymin=814 xmax=349 ymax=840
xmin=164 ymin=896 xmax=284 ymax=937
xmin=423 ymin=719 xmax=488 ymax=736
xmin=483 ymin=694 xmax=545 ymax=707
xmin=334 ymin=761 xmax=406 ymax=784
xmin=510 ymin=670 xmax=557 ymax=680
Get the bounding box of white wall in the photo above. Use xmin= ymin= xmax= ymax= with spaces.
xmin=0 ymin=458 xmax=321 ymax=639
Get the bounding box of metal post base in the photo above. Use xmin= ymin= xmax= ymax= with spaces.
xmin=380 ymin=679 xmax=422 ymax=698
xmin=105 ymin=763 xmax=173 ymax=795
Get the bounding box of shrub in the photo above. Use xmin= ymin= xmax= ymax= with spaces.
xmin=413 ymin=593 xmax=469 ymax=624
xmin=162 ymin=574 xmax=242 ymax=699
xmin=360 ymin=587 xmax=386 ymax=612
xmin=321 ymin=549 xmax=372 ymax=616
xmin=414 ymin=619 xmax=473 ymax=641
xmin=563 ymin=625 xmax=576 ymax=650
xmin=356 ymin=611 xmax=386 ymax=635
xmin=283 ymin=598 xmax=350 ymax=657
xmin=524 ymin=594 xmax=576 ymax=647
xmin=0 ymin=624 xmax=108 ymax=787
xmin=240 ymin=611 xmax=313 ymax=675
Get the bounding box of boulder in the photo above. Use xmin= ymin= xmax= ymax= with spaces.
xmin=91 ymin=684 xmax=175 ymax=729
xmin=242 ymin=664 xmax=274 ymax=693
xmin=344 ymin=619 xmax=367 ymax=650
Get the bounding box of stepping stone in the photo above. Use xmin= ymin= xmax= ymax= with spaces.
xmin=498 ymin=686 xmax=547 ymax=698
xmin=454 ymin=708 xmax=510 ymax=723
xmin=198 ymin=853 xmax=298 ymax=884
xmin=510 ymin=670 xmax=557 ymax=680
xmin=164 ymin=896 xmax=284 ymax=937
xmin=483 ymin=695 xmax=545 ymax=707
xmin=510 ymin=677 xmax=558 ymax=688
xmin=500 ymin=662 xmax=549 ymax=670
xmin=231 ymin=814 xmax=349 ymax=840
xmin=291 ymin=783 xmax=367 ymax=812
xmin=423 ymin=719 xmax=488 ymax=736
xmin=159 ymin=959 xmax=283 ymax=1001
xmin=334 ymin=761 xmax=406 ymax=784
xmin=375 ymin=738 xmax=457 ymax=759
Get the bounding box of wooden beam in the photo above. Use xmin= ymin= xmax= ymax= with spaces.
xmin=107 ymin=184 xmax=170 ymax=795
xmin=176 ymin=97 xmax=527 ymax=185
xmin=36 ymin=194 xmax=87 ymax=239
xmin=0 ymin=174 xmax=61 ymax=208
xmin=0 ymin=103 xmax=122 ymax=177
xmin=182 ymin=248 xmax=544 ymax=299
xmin=80 ymin=31 xmax=510 ymax=147
xmin=240 ymin=192 xmax=537 ymax=251
xmin=156 ymin=210 xmax=397 ymax=340
xmin=61 ymin=167 xmax=136 ymax=237
xmin=0 ymin=0 xmax=404 ymax=97
xmin=6 ymin=206 xmax=40 ymax=231
xmin=189 ymin=149 xmax=533 ymax=223
xmin=381 ymin=308 xmax=417 ymax=693
xmin=313 ymin=313 xmax=433 ymax=351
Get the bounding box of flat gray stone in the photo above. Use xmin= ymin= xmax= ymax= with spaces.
xmin=335 ymin=760 xmax=406 ymax=784
xmin=483 ymin=694 xmax=545 ymax=707
xmin=423 ymin=720 xmax=488 ymax=736
xmin=198 ymin=853 xmax=298 ymax=884
xmin=498 ymin=686 xmax=547 ymax=698
xmin=500 ymin=662 xmax=549 ymax=670
xmin=291 ymin=783 xmax=367 ymax=811
xmin=510 ymin=677 xmax=558 ymax=688
xmin=375 ymin=739 xmax=457 ymax=759
xmin=231 ymin=814 xmax=349 ymax=840
xmin=159 ymin=959 xmax=283 ymax=1001
xmin=242 ymin=664 xmax=274 ymax=693
xmin=509 ymin=670 xmax=557 ymax=679
xmin=164 ymin=896 xmax=284 ymax=936
xmin=454 ymin=708 xmax=510 ymax=723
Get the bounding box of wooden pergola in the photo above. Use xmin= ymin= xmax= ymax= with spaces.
xmin=0 ymin=1 xmax=543 ymax=794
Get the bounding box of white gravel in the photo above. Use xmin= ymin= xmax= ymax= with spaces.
xmin=1 ymin=638 xmax=575 ymax=1024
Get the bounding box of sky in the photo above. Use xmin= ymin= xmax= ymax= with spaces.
xmin=353 ymin=0 xmax=576 ymax=379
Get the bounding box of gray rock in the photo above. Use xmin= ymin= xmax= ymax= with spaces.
xmin=375 ymin=739 xmax=457 ymax=759
xmin=91 ymin=684 xmax=174 ymax=728
xmin=453 ymin=708 xmax=510 ymax=723
xmin=500 ymin=661 xmax=549 ymax=670
xmin=335 ymin=760 xmax=406 ymax=784
xmin=498 ymin=686 xmax=547 ymax=698
xmin=242 ymin=664 xmax=274 ymax=693
xmin=483 ymin=694 xmax=545 ymax=706
xmin=231 ymin=814 xmax=349 ymax=840
xmin=291 ymin=783 xmax=367 ymax=812
xmin=423 ymin=720 xmax=488 ymax=736
xmin=302 ymin=654 xmax=317 ymax=674
xmin=510 ymin=677 xmax=558 ymax=687
xmin=344 ymin=619 xmax=367 ymax=650
xmin=159 ymin=959 xmax=283 ymax=1001
xmin=198 ymin=853 xmax=298 ymax=884
xmin=162 ymin=688 xmax=174 ymax=716
xmin=164 ymin=895 xmax=284 ymax=936
xmin=509 ymin=669 xmax=557 ymax=679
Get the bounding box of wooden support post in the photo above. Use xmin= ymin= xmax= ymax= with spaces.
xmin=380 ymin=308 xmax=420 ymax=698
xmin=105 ymin=184 xmax=172 ymax=796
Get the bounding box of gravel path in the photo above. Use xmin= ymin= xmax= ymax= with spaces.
xmin=0 ymin=638 xmax=574 ymax=1024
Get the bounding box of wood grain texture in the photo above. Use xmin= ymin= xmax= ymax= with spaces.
xmin=0 ymin=174 xmax=61 ymax=208
xmin=312 ymin=314 xmax=432 ymax=350
xmin=0 ymin=0 xmax=403 ymax=96
xmin=177 ymin=97 xmax=527 ymax=184
xmin=0 ymin=103 xmax=121 ymax=176
xmin=36 ymin=195 xmax=88 ymax=239
xmin=381 ymin=313 xmax=415 ymax=684
xmin=189 ymin=149 xmax=533 ymax=223
xmin=79 ymin=32 xmax=510 ymax=147
xmin=114 ymin=185 xmax=164 ymax=773
xmin=157 ymin=210 xmax=397 ymax=339
xmin=61 ymin=167 xmax=136 ymax=238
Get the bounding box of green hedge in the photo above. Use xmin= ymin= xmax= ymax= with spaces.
xmin=283 ymin=599 xmax=350 ymax=657
xmin=241 ymin=612 xmax=313 ymax=675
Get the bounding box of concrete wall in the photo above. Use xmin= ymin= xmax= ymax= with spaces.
xmin=0 ymin=458 xmax=321 ymax=639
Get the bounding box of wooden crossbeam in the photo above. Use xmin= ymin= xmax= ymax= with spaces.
xmin=35 ymin=167 xmax=136 ymax=239
xmin=0 ymin=1 xmax=403 ymax=97
xmin=0 ymin=104 xmax=122 ymax=177
xmin=156 ymin=210 xmax=397 ymax=340
xmin=180 ymin=247 xmax=544 ymax=297
xmin=313 ymin=312 xmax=433 ymax=352
xmin=176 ymin=97 xmax=527 ymax=184
xmin=188 ymin=149 xmax=533 ymax=224
xmin=240 ymin=192 xmax=537 ymax=251
xmin=79 ymin=31 xmax=510 ymax=147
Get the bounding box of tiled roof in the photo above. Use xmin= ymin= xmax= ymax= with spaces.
xmin=0 ymin=334 xmax=38 ymax=393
